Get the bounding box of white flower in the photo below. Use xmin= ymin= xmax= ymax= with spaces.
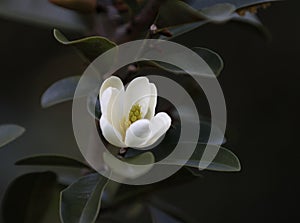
xmin=99 ymin=76 xmax=171 ymax=149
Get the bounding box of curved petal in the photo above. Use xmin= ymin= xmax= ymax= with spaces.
xmin=144 ymin=83 xmax=157 ymax=119
xmin=100 ymin=87 xmax=119 ymax=120
xmin=100 ymin=116 xmax=126 ymax=147
xmin=110 ymin=89 xmax=126 ymax=138
xmin=124 ymin=77 xmax=156 ymax=119
xmin=125 ymin=119 xmax=152 ymax=148
xmin=141 ymin=112 xmax=172 ymax=148
xmin=99 ymin=76 xmax=124 ymax=98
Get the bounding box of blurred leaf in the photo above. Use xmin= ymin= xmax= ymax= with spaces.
xmin=231 ymin=12 xmax=271 ymax=38
xmin=41 ymin=76 xmax=80 ymax=108
xmin=159 ymin=20 xmax=208 ymax=40
xmin=54 ymin=29 xmax=116 ymax=62
xmin=184 ymin=0 xmax=278 ymax=10
xmin=2 ymin=172 xmax=63 ymax=223
xmin=60 ymin=173 xmax=108 ymax=223
xmin=0 ymin=124 xmax=25 ymax=148
xmin=138 ymin=47 xmax=223 ymax=77
xmin=158 ymin=0 xmax=205 ymax=28
xmin=200 ymin=3 xmax=236 ymax=22
xmin=15 ymin=154 xmax=90 ymax=169
xmin=103 ymin=152 xmax=155 ymax=179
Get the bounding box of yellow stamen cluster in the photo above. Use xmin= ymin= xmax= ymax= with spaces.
xmin=129 ymin=104 xmax=142 ymax=123
xmin=122 ymin=104 xmax=142 ymax=132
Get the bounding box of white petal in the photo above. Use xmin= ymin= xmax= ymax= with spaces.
xmin=100 ymin=116 xmax=126 ymax=147
xmin=100 ymin=87 xmax=119 ymax=120
xmin=99 ymin=76 xmax=124 ymax=99
xmin=144 ymin=83 xmax=157 ymax=119
xmin=141 ymin=112 xmax=171 ymax=148
xmin=125 ymin=119 xmax=151 ymax=148
xmin=124 ymin=77 xmax=156 ymax=119
xmin=110 ymin=89 xmax=126 ymax=137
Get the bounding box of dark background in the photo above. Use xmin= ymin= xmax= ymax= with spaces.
xmin=0 ymin=0 xmax=298 ymax=222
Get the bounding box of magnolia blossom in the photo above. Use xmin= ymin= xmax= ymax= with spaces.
xmin=99 ymin=76 xmax=171 ymax=149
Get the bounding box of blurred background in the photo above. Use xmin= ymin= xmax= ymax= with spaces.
xmin=0 ymin=0 xmax=298 ymax=222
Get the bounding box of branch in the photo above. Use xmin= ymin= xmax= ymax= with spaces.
xmin=112 ymin=0 xmax=167 ymax=43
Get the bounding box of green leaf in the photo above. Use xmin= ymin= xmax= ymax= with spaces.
xmin=103 ymin=152 xmax=155 ymax=179
xmin=184 ymin=0 xmax=278 ymax=10
xmin=2 ymin=172 xmax=63 ymax=223
xmin=159 ymin=20 xmax=208 ymax=40
xmin=158 ymin=0 xmax=205 ymax=28
xmin=15 ymin=154 xmax=91 ymax=169
xmin=53 ymin=29 xmax=116 ymax=62
xmin=0 ymin=124 xmax=25 ymax=148
xmin=193 ymin=47 xmax=224 ymax=76
xmin=160 ymin=143 xmax=241 ymax=172
xmin=138 ymin=47 xmax=223 ymax=77
xmin=41 ymin=76 xmax=81 ymax=108
xmin=60 ymin=173 xmax=108 ymax=223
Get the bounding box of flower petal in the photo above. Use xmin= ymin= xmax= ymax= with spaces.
xmin=141 ymin=112 xmax=172 ymax=148
xmin=125 ymin=119 xmax=152 ymax=148
xmin=124 ymin=77 xmax=156 ymax=119
xmin=99 ymin=76 xmax=124 ymax=99
xmin=100 ymin=87 xmax=119 ymax=120
xmin=144 ymin=83 xmax=157 ymax=119
xmin=100 ymin=116 xmax=126 ymax=147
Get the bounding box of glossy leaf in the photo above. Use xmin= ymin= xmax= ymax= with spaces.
xmin=60 ymin=173 xmax=108 ymax=223
xmin=158 ymin=0 xmax=205 ymax=28
xmin=41 ymin=76 xmax=81 ymax=108
xmin=160 ymin=143 xmax=241 ymax=172
xmin=103 ymin=152 xmax=155 ymax=179
xmin=0 ymin=124 xmax=25 ymax=148
xmin=185 ymin=0 xmax=278 ymax=10
xmin=138 ymin=47 xmax=223 ymax=77
xmin=54 ymin=29 xmax=116 ymax=62
xmin=15 ymin=154 xmax=90 ymax=169
xmin=193 ymin=47 xmax=224 ymax=76
xmin=2 ymin=172 xmax=63 ymax=223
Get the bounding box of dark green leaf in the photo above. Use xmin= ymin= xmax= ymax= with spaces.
xmin=193 ymin=47 xmax=224 ymax=76
xmin=184 ymin=0 xmax=278 ymax=10
xmin=60 ymin=173 xmax=108 ymax=223
xmin=15 ymin=154 xmax=90 ymax=169
xmin=41 ymin=76 xmax=81 ymax=108
xmin=158 ymin=0 xmax=205 ymax=28
xmin=160 ymin=143 xmax=241 ymax=172
xmin=2 ymin=172 xmax=63 ymax=223
xmin=103 ymin=152 xmax=155 ymax=179
xmin=0 ymin=124 xmax=25 ymax=148
xmin=53 ymin=29 xmax=116 ymax=62
xmin=138 ymin=47 xmax=223 ymax=77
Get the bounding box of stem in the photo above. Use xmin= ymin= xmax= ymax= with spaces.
xmin=112 ymin=0 xmax=167 ymax=43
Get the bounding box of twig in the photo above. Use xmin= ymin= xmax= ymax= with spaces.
xmin=112 ymin=0 xmax=167 ymax=43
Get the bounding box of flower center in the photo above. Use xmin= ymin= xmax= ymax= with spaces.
xmin=122 ymin=104 xmax=142 ymax=136
xmin=129 ymin=104 xmax=142 ymax=123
